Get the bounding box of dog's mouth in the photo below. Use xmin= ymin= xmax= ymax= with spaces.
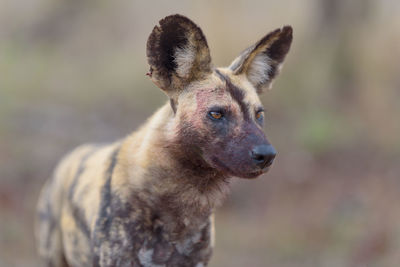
xmin=210 ymin=157 xmax=272 ymax=179
xmin=238 ymin=166 xmax=271 ymax=179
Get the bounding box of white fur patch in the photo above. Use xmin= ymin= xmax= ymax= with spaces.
xmin=174 ymin=45 xmax=196 ymax=78
xmin=138 ymin=246 xmax=164 ymax=267
xmin=247 ymin=53 xmax=271 ymax=87
xmin=175 ymin=238 xmax=193 ymax=256
xmin=191 ymin=231 xmax=202 ymax=244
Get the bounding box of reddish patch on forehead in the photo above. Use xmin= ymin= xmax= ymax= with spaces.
xmin=195 ymin=88 xmax=228 ymax=112
xmin=196 ymin=88 xmax=225 ymax=107
xmin=192 ymin=88 xmax=227 ymax=127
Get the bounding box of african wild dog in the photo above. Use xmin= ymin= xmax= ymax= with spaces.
xmin=35 ymin=14 xmax=292 ymax=267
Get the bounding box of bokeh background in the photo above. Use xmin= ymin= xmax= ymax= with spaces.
xmin=1 ymin=0 xmax=400 ymax=266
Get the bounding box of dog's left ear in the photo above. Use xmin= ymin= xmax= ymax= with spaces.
xmin=147 ymin=14 xmax=212 ymax=98
xmin=229 ymin=26 xmax=293 ymax=94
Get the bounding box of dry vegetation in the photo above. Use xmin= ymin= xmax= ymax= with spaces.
xmin=1 ymin=0 xmax=400 ymax=266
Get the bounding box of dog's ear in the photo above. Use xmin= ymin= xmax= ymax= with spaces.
xmin=229 ymin=26 xmax=292 ymax=94
xmin=147 ymin=14 xmax=212 ymax=98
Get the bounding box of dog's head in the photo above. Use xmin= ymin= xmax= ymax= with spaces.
xmin=147 ymin=14 xmax=292 ymax=179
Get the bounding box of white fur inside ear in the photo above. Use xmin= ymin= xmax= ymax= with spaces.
xmin=247 ymin=53 xmax=271 ymax=87
xmin=174 ymin=45 xmax=196 ymax=78
xmin=267 ymin=64 xmax=284 ymax=90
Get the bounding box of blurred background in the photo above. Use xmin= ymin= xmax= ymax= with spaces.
xmin=1 ymin=0 xmax=400 ymax=266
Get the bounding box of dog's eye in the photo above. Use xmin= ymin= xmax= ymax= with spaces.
xmin=209 ymin=111 xmax=223 ymax=120
xmin=256 ymin=110 xmax=264 ymax=121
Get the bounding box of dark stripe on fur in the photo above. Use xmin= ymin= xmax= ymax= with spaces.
xmin=170 ymin=98 xmax=177 ymax=114
xmin=45 ymin=187 xmax=56 ymax=250
xmin=228 ymin=82 xmax=250 ymax=121
xmin=214 ymin=69 xmax=226 ymax=82
xmin=99 ymin=146 xmax=120 ymax=236
xmin=215 ymin=70 xmax=250 ymax=120
xmin=72 ymin=205 xmax=91 ymax=239
xmin=68 ymin=147 xmax=99 ymax=201
xmin=92 ymin=145 xmax=120 ymax=266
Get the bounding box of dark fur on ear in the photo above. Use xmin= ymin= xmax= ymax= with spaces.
xmin=147 ymin=14 xmax=212 ymax=97
xmin=230 ymin=26 xmax=293 ymax=93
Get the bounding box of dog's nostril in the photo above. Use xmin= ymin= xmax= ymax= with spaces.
xmin=251 ymin=144 xmax=277 ymax=168
xmin=253 ymin=154 xmax=265 ymax=162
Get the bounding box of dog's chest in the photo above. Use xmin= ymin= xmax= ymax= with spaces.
xmin=92 ymin=216 xmax=213 ymax=267
xmin=137 ymin=229 xmax=211 ymax=266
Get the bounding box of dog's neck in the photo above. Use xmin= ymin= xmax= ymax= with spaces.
xmin=117 ymin=103 xmax=231 ymax=239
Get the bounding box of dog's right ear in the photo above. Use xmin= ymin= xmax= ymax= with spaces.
xmin=229 ymin=26 xmax=292 ymax=94
xmin=146 ymin=14 xmax=212 ymax=98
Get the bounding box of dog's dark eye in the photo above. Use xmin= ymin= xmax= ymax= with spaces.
xmin=256 ymin=110 xmax=264 ymax=121
xmin=209 ymin=111 xmax=223 ymax=120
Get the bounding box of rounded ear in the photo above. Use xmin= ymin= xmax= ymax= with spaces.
xmin=146 ymin=14 xmax=213 ymax=98
xmin=229 ymin=26 xmax=293 ymax=94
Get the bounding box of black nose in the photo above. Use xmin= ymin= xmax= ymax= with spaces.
xmin=251 ymin=144 xmax=277 ymax=168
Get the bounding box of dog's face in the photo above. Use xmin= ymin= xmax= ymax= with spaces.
xmin=147 ymin=15 xmax=292 ymax=178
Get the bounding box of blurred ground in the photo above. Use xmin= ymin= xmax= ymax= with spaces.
xmin=1 ymin=0 xmax=400 ymax=266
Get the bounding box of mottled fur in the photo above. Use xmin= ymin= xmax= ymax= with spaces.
xmin=36 ymin=14 xmax=292 ymax=266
